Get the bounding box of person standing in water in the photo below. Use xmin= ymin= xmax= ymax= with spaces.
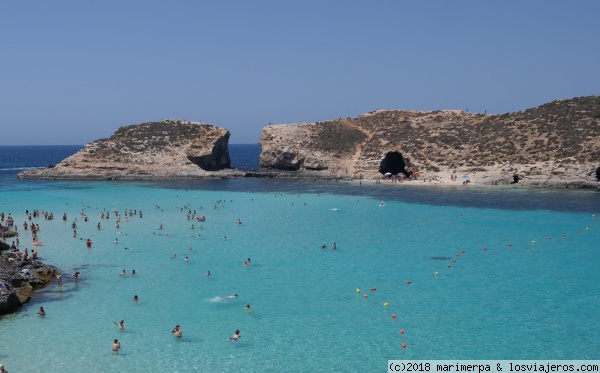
xmin=172 ymin=325 xmax=182 ymax=337
xmin=112 ymin=339 xmax=121 ymax=353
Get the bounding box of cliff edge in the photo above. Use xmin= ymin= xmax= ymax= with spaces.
xmin=17 ymin=119 xmax=235 ymax=180
xmin=259 ymin=96 xmax=600 ymax=187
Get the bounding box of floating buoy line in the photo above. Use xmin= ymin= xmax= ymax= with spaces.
xmin=354 ymin=212 xmax=597 ymax=359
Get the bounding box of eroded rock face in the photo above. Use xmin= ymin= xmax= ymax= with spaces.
xmin=259 ymin=120 xmax=367 ymax=172
xmin=258 ymin=96 xmax=600 ymax=185
xmin=17 ymin=120 xmax=232 ymax=180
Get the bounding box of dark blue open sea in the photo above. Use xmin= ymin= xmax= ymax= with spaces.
xmin=0 ymin=144 xmax=261 ymax=184
xmin=1 ymin=145 xmax=599 ymax=372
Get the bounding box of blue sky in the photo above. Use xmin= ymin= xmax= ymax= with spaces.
xmin=1 ymin=1 xmax=598 ymax=145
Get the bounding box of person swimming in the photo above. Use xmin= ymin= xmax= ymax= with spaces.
xmin=208 ymin=294 xmax=237 ymax=302
xmin=113 ymin=320 xmax=125 ymax=329
xmin=37 ymin=306 xmax=46 ymax=317
xmin=230 ymin=329 xmax=241 ymax=341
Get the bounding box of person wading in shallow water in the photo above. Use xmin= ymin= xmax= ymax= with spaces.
xmin=172 ymin=325 xmax=182 ymax=337
xmin=112 ymin=339 xmax=121 ymax=353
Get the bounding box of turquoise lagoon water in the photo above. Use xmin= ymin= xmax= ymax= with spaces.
xmin=1 ymin=178 xmax=600 ymax=372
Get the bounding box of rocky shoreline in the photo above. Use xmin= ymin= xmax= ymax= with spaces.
xmin=0 ymin=250 xmax=58 ymax=315
xmin=16 ymin=166 xmax=600 ymax=189
xmin=15 ymin=96 xmax=600 ymax=189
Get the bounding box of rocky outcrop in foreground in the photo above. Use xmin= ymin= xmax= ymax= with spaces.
xmin=0 ymin=253 xmax=58 ymax=315
xmin=17 ymin=120 xmax=235 ymax=180
xmin=259 ymin=96 xmax=600 ymax=187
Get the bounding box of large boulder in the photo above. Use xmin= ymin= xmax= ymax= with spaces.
xmin=0 ymin=253 xmax=58 ymax=315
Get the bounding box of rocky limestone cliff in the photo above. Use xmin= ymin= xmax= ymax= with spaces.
xmin=259 ymin=96 xmax=600 ymax=187
xmin=18 ymin=120 xmax=234 ymax=180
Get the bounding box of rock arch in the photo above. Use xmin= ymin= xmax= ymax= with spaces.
xmin=379 ymin=151 xmax=411 ymax=178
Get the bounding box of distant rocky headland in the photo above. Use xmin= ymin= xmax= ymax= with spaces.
xmin=17 ymin=96 xmax=600 ymax=188
xmin=17 ymin=119 xmax=234 ymax=180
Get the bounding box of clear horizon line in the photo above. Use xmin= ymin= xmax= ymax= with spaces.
xmin=0 ymin=143 xmax=259 ymax=146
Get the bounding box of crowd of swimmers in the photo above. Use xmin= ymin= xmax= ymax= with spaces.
xmin=0 ymin=197 xmax=292 ymax=358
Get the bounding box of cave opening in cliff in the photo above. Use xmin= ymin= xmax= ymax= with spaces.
xmin=187 ymin=153 xmax=231 ymax=171
xmin=379 ymin=151 xmax=411 ymax=178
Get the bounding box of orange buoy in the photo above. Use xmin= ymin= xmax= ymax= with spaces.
xmin=392 ymin=314 xmax=397 ymax=319
xmin=406 ymin=280 xmax=412 ymax=285
xmin=402 ymin=342 xmax=407 ymax=348
xmin=400 ymin=329 xmax=405 ymax=335
xmin=370 ymin=287 xmax=377 ymax=291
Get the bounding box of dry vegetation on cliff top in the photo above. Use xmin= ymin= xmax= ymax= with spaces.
xmin=307 ymin=96 xmax=600 ymax=175
xmin=78 ymin=120 xmax=225 ymax=162
xmin=350 ymin=97 xmax=600 ymax=168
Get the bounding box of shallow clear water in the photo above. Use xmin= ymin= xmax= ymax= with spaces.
xmin=0 ymin=178 xmax=599 ymax=372
xmin=1 ymin=146 xmax=600 ymax=372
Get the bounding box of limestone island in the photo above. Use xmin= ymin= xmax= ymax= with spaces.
xmin=17 ymin=96 xmax=600 ymax=188
xmin=17 ymin=119 xmax=236 ymax=180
